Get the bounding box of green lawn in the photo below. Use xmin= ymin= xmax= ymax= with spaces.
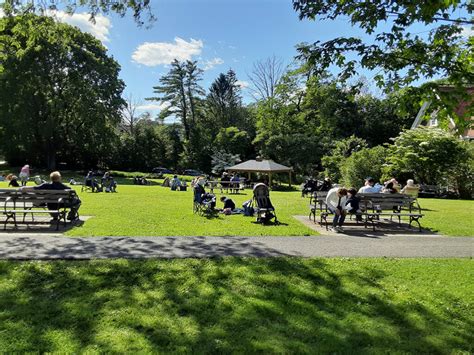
xmin=63 ymin=183 xmax=315 ymax=237
xmin=0 ymin=181 xmax=473 ymax=236
xmin=0 ymin=258 xmax=472 ymax=353
xmin=418 ymin=198 xmax=474 ymax=236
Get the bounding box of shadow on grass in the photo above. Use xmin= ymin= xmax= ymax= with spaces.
xmin=0 ymin=257 xmax=472 ymax=352
xmin=1 ymin=219 xmax=85 ymax=234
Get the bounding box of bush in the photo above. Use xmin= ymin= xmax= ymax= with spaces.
xmin=383 ymin=128 xmax=471 ymax=194
xmin=341 ymin=145 xmax=387 ymax=188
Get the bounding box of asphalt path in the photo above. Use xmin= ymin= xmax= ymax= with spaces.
xmin=0 ymin=234 xmax=472 ymax=259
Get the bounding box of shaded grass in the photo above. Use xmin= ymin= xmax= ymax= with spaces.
xmin=0 ymin=258 xmax=472 ymax=353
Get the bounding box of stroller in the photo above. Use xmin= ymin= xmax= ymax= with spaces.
xmin=193 ymin=184 xmax=216 ymax=216
xmin=252 ymin=183 xmax=278 ymax=224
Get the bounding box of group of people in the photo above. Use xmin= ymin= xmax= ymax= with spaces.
xmin=193 ymin=176 xmax=244 ymax=214
xmin=84 ymin=171 xmax=117 ymax=193
xmin=3 ymin=165 xmax=47 ymax=187
xmin=220 ymin=172 xmax=241 ymax=194
xmin=133 ymin=176 xmax=149 ymax=185
xmin=326 ymin=177 xmax=420 ymax=233
xmin=2 ymin=164 xmax=32 ymax=187
xmin=358 ymin=177 xmax=419 ymax=196
xmin=302 ymin=177 xmax=332 ymax=197
xmin=162 ymin=175 xmax=188 ymax=191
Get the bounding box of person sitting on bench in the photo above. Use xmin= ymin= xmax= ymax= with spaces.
xmin=326 ymin=187 xmax=348 ymax=233
xmin=21 ymin=171 xmax=81 ymax=221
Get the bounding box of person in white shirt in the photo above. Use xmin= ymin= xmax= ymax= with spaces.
xmin=326 ymin=187 xmax=348 ymax=232
xmin=401 ymin=179 xmax=419 ymax=197
xmin=358 ymin=177 xmax=383 ymax=193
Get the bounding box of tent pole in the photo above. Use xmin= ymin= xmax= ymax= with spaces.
xmin=289 ymin=171 xmax=292 ymax=188
xmin=269 ymin=172 xmax=272 ymax=187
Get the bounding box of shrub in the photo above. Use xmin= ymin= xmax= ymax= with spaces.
xmin=341 ymin=145 xmax=387 ymax=188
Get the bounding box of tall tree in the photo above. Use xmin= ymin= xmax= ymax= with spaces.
xmin=207 ymin=69 xmax=243 ymax=130
xmin=0 ymin=14 xmax=125 ymax=169
xmin=148 ymin=60 xmax=189 ymax=139
xmin=247 ymin=56 xmax=285 ymax=101
xmin=184 ymin=60 xmax=205 ymax=131
xmin=121 ymin=94 xmax=143 ymax=135
xmin=148 ymin=60 xmax=204 ymax=141
xmin=293 ymin=0 xmax=474 ymax=126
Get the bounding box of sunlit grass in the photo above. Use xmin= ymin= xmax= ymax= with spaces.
xmin=0 ymin=180 xmax=472 ymax=236
xmin=0 ymin=258 xmax=472 ymax=353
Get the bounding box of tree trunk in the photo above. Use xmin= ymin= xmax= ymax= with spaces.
xmin=46 ymin=150 xmax=56 ymax=170
xmin=179 ymin=82 xmax=190 ymax=140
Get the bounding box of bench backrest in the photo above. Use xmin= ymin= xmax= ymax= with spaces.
xmin=309 ymin=191 xmax=330 ymax=211
xmin=359 ymin=193 xmax=419 ymax=213
xmin=0 ymin=189 xmax=78 ymax=205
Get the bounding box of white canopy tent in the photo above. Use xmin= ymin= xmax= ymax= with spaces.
xmin=226 ymin=159 xmax=293 ymax=187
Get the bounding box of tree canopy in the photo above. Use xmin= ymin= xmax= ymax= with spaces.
xmin=1 ymin=0 xmax=155 ymax=26
xmin=293 ymin=0 xmax=474 ymax=124
xmin=0 ymin=14 xmax=125 ymax=169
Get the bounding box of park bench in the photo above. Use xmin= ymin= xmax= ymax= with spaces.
xmin=0 ymin=188 xmax=80 ymax=230
xmin=358 ymin=193 xmax=423 ymax=231
xmin=207 ymin=180 xmax=245 ymax=194
xmin=309 ymin=191 xmax=423 ymax=231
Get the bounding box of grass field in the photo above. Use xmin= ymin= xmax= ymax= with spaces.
xmin=0 ymin=258 xmax=472 ymax=353
xmin=418 ymin=198 xmax=474 ymax=236
xmin=0 ymin=180 xmax=472 ymax=236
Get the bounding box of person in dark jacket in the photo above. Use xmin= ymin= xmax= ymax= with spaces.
xmin=21 ymin=171 xmax=81 ymax=220
xmin=345 ymin=188 xmax=362 ymax=222
xmin=220 ymin=196 xmax=236 ymax=213
xmin=8 ymin=175 xmax=20 ymax=187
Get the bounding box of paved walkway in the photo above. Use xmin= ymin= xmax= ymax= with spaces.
xmin=0 ymin=234 xmax=472 ymax=259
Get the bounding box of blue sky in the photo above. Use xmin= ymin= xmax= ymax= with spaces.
xmin=27 ymin=0 xmax=371 ymax=117
xmin=109 ymin=0 xmax=367 ymax=111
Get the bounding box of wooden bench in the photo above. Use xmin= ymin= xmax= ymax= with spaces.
xmin=207 ymin=181 xmax=245 ymax=194
xmin=309 ymin=191 xmax=423 ymax=231
xmin=358 ymin=193 xmax=423 ymax=231
xmin=0 ymin=189 xmax=80 ymax=230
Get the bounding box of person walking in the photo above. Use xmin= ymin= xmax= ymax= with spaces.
xmin=19 ymin=164 xmax=30 ymax=186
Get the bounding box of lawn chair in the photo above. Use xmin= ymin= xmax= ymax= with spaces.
xmin=252 ymin=183 xmax=278 ymax=224
xmin=193 ymin=185 xmax=216 ymax=216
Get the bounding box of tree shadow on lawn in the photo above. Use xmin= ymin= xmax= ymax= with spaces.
xmin=0 ymin=257 xmax=472 ymax=352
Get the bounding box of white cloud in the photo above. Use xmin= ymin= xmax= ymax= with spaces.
xmin=203 ymin=57 xmax=224 ymax=70
xmin=0 ymin=9 xmax=4 ymax=18
xmin=236 ymin=80 xmax=249 ymax=89
xmin=461 ymin=26 xmax=473 ymax=38
xmin=132 ymin=38 xmax=203 ymax=67
xmin=136 ymin=102 xmax=170 ymax=111
xmin=47 ymin=10 xmax=111 ymax=43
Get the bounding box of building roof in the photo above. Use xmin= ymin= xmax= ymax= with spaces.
xmin=226 ymin=160 xmax=292 ymax=173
